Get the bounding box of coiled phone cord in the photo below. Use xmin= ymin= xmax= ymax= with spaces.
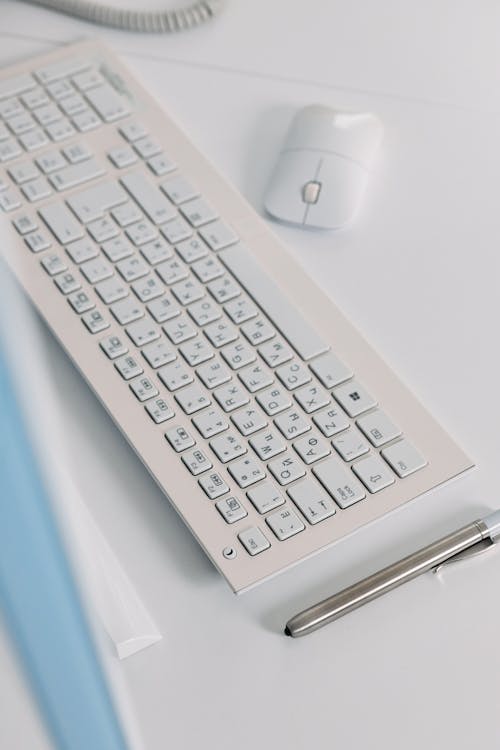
xmin=21 ymin=0 xmax=225 ymax=33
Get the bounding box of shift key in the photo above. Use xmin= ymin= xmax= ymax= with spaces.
xmin=39 ymin=203 xmax=84 ymax=244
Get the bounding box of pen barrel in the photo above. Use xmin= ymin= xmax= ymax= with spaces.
xmin=287 ymin=521 xmax=485 ymax=637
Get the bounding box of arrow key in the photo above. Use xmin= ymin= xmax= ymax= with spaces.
xmin=351 ymin=454 xmax=395 ymax=493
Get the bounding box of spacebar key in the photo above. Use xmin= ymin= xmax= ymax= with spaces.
xmin=219 ymin=244 xmax=329 ymax=361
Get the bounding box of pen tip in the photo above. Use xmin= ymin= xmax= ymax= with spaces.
xmin=284 ymin=626 xmax=291 ymax=637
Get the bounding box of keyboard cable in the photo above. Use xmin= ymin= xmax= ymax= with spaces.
xmin=19 ymin=0 xmax=226 ymax=33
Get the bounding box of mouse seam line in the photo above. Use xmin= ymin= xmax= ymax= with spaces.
xmin=302 ymin=157 xmax=323 ymax=225
xmin=282 ymin=146 xmax=369 ymax=169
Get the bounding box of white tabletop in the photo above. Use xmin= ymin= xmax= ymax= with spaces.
xmin=1 ymin=3 xmax=500 ymax=749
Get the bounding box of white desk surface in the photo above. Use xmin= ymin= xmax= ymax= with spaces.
xmin=1 ymin=3 xmax=500 ymax=749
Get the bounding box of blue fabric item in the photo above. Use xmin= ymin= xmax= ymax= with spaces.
xmin=0 ymin=343 xmax=129 ymax=750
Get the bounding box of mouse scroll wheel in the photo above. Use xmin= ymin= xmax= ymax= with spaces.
xmin=302 ymin=180 xmax=322 ymax=204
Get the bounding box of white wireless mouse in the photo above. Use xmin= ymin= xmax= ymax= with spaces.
xmin=264 ymin=105 xmax=383 ymax=230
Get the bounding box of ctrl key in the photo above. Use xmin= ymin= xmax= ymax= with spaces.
xmin=238 ymin=526 xmax=270 ymax=556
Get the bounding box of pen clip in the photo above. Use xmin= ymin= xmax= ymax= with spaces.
xmin=433 ymin=537 xmax=495 ymax=574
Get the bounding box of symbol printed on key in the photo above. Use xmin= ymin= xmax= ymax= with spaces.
xmin=349 ymin=391 xmax=360 ymax=401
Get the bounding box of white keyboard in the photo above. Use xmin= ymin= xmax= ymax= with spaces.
xmin=0 ymin=41 xmax=473 ymax=592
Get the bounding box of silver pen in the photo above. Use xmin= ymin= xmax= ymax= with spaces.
xmin=285 ymin=510 xmax=500 ymax=638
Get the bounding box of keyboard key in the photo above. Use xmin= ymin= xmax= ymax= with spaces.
xmin=352 ymin=454 xmax=395 ymax=493
xmin=46 ymin=119 xmax=76 ymax=142
xmin=146 ymin=295 xmax=180 ymax=324
xmin=119 ymin=121 xmax=147 ymax=142
xmin=66 ymin=238 xmax=98 ymax=264
xmin=50 ymin=158 xmax=105 ymax=191
xmin=156 ymin=257 xmax=188 ymax=284
xmin=22 ymin=87 xmax=49 ymax=109
xmin=85 ymin=84 xmax=130 ymax=122
xmin=20 ymin=128 xmax=49 ymax=151
xmin=132 ymin=276 xmax=165 ymax=302
xmin=216 ymin=497 xmax=247 ymax=523
xmin=54 ymin=271 xmax=80 ymax=294
xmin=158 ymin=361 xmax=194 ymax=391
xmin=0 ymin=72 xmax=36 ymax=99
xmin=266 ymin=507 xmax=305 ymax=541
xmin=73 ymin=70 xmax=105 ymax=92
xmin=287 ymin=479 xmax=336 ymax=524
xmin=67 ymin=180 xmax=127 ymax=223
xmin=196 ymin=359 xmax=231 ymax=389
xmin=204 ymin=319 xmax=238 ymax=348
xmin=274 ymin=409 xmax=310 ymax=440
xmin=198 ymin=219 xmax=238 ymax=251
xmin=210 ymin=432 xmax=246 ymax=463
xmin=82 ymin=309 xmax=109 ymax=334
xmin=220 ymin=243 xmax=329 ymax=360
xmin=171 ymin=277 xmax=204 ymax=306
xmin=114 ymin=354 xmax=143 ymax=380
xmin=145 ymin=397 xmax=175 ymax=424
xmin=60 ymin=94 xmax=87 ymax=117
xmin=238 ymin=527 xmax=270 ymax=556
xmin=191 ymin=256 xmax=224 ymax=283
xmin=0 ymin=190 xmax=21 ymax=211
xmin=293 ymin=434 xmax=330 ymax=464
xmin=40 ymin=253 xmax=66 ymax=276
xmin=110 ymin=298 xmax=144 ymax=326
xmin=333 ymin=380 xmax=377 ymax=417
xmin=80 ymin=257 xmax=113 ymax=284
xmin=312 ymin=404 xmax=350 ymax=437
xmin=87 ymin=217 xmax=120 ymax=243
xmin=121 ymin=171 xmax=176 ymax=225
xmin=116 ymin=255 xmax=149 ymax=282
xmin=165 ymin=425 xmax=195 ymax=452
xmin=259 ymin=338 xmax=293 ymax=368
xmin=182 ymin=448 xmax=212 ymax=475
xmin=8 ymin=161 xmax=39 ymax=184
xmin=163 ymin=315 xmax=196 ymax=344
xmin=192 ymin=408 xmax=229 ymax=439
xmin=332 ymin=429 xmax=370 ymax=461
xmin=34 ymin=105 xmax=63 ymax=128
xmin=13 ymin=214 xmax=37 ymax=235
xmin=95 ymin=276 xmax=129 ymax=304
xmin=175 ymin=236 xmax=208 ymax=263
xmin=133 ymin=136 xmax=161 ymax=159
xmin=108 ymin=146 xmax=137 ymax=169
xmin=224 ymin=297 xmax=257 ymax=325
xmin=0 ymin=139 xmax=22 ymax=162
xmin=126 ymin=220 xmax=158 ymax=246
xmin=147 ymin=153 xmax=176 ymax=176
xmin=36 ymin=58 xmax=89 ymax=85
xmin=22 ymin=178 xmax=52 ymax=202
xmin=179 ymin=337 xmax=213 ymax=366
xmin=256 ymin=385 xmax=292 ymax=416
xmin=208 ymin=274 xmax=241 ymax=304
xmin=161 ymin=176 xmax=199 ymax=204
xmin=294 ymin=383 xmax=330 ymax=414
xmin=381 ymin=440 xmax=427 ymax=478
xmin=228 ymin=456 xmax=266 ymax=488
xmin=111 ymin=201 xmax=142 ymax=227
xmin=249 ymin=429 xmax=286 ymax=460
xmin=68 ymin=290 xmax=94 ymax=314
xmin=99 ymin=334 xmax=128 ymax=359
xmin=141 ymin=340 xmax=176 ymax=368
xmin=312 ymin=458 xmax=365 ymax=508
xmin=39 ymin=203 xmax=84 ymax=244
xmin=160 ymin=216 xmax=192 ymax=244
xmin=213 ymin=382 xmax=249 ymax=412
xmin=72 ymin=108 xmax=101 ymax=132
xmin=130 ymin=376 xmax=159 ymax=402
xmin=175 ymin=384 xmax=211 ymax=414
xmin=180 ymin=196 xmax=218 ymax=227
xmin=241 ymin=316 xmax=275 ymax=346
xmin=63 ymin=142 xmax=92 ymax=164
xmin=9 ymin=112 xmax=35 ymax=135
xmin=356 ymin=410 xmax=402 ymax=447
xmin=188 ymin=298 xmax=221 ymax=326
xmin=220 ymin=340 xmax=255 ymax=370
xmin=140 ymin=238 xmax=172 ymax=265
xmin=247 ymin=482 xmax=284 ymax=514
xmin=268 ymin=453 xmax=306 ymax=485
xmin=126 ymin=319 xmax=160 ymax=346
xmin=231 ymin=406 xmax=267 ymax=436
xmin=238 ymin=363 xmax=273 ymax=393
xmin=276 ymin=361 xmax=311 ymax=390
xmin=25 ymin=231 xmax=51 ymax=253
